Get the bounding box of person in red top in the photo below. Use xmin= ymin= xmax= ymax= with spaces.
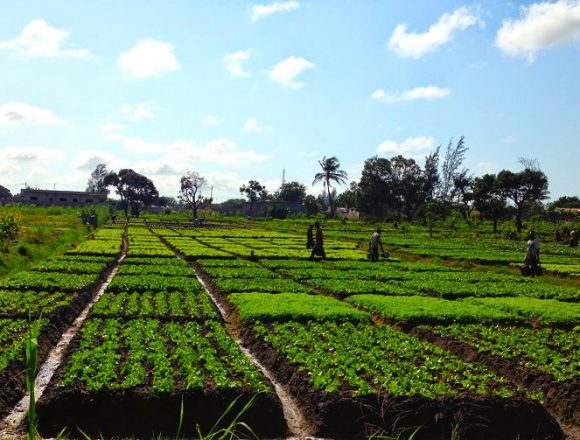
xmin=309 ymin=221 xmax=326 ymax=260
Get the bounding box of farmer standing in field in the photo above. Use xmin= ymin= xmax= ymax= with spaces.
xmin=368 ymin=228 xmax=385 ymax=262
xmin=306 ymin=224 xmax=315 ymax=249
xmin=524 ymin=231 xmax=541 ymax=277
xmin=309 ymin=221 xmax=326 ymax=260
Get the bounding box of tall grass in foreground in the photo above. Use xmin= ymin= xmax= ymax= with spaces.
xmin=25 ymin=319 xmax=41 ymax=440
xmin=74 ymin=394 xmax=258 ymax=440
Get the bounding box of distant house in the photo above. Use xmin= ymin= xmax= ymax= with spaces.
xmin=18 ymin=189 xmax=107 ymax=207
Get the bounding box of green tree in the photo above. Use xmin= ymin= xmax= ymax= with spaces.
xmin=0 ymin=184 xmax=12 ymax=202
xmin=335 ymin=181 xmax=360 ymax=209
xmin=179 ymin=171 xmax=209 ymax=219
xmin=103 ymin=169 xmax=158 ymax=217
xmin=497 ymin=169 xmax=549 ymax=232
xmin=473 ymin=174 xmax=507 ymax=233
xmin=276 ymin=181 xmax=307 ymax=202
xmin=240 ymin=180 xmax=265 ymax=216
xmin=439 ymin=136 xmax=468 ymax=216
xmin=312 ymin=156 xmax=348 ymax=217
xmin=358 ymin=156 xmax=393 ymax=219
xmin=453 ymin=171 xmax=474 ymax=222
xmin=550 ymin=196 xmax=580 ymax=209
xmin=390 ymin=155 xmax=424 ymax=221
xmin=86 ymin=163 xmax=110 ymax=195
xmin=302 ymin=194 xmax=319 ymax=216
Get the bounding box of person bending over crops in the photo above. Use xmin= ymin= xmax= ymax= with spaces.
xmin=306 ymin=224 xmax=315 ymax=249
xmin=368 ymin=228 xmax=385 ymax=262
xmin=309 ymin=222 xmax=326 ymax=260
xmin=524 ymin=231 xmax=541 ymax=277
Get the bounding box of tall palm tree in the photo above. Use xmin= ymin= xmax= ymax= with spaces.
xmin=313 ymin=156 xmax=348 ymax=217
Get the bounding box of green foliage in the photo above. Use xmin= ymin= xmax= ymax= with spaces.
xmin=254 ymin=321 xmax=524 ymax=398
xmin=428 ymin=324 xmax=579 ymax=382
xmin=346 ymin=295 xmax=518 ymax=323
xmin=91 ymin=291 xmax=217 ymax=320
xmin=26 ymin=318 xmax=42 ymax=440
xmin=230 ymin=292 xmax=371 ymax=323
xmin=0 ymin=214 xmax=20 ymax=240
xmin=60 ymin=319 xmax=269 ymax=393
xmin=213 ymin=277 xmax=311 ymax=294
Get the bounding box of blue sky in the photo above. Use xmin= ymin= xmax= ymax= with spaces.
xmin=1 ymin=1 xmax=579 ymax=202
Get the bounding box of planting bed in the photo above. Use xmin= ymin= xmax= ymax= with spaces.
xmin=2 ymin=220 xmax=578 ymax=439
xmin=35 ymin=227 xmax=287 ymax=438
xmin=0 ymin=226 xmax=123 ymax=420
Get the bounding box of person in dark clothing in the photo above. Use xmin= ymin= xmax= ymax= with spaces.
xmin=306 ymin=224 xmax=315 ymax=249
xmin=309 ymin=221 xmax=326 ymax=260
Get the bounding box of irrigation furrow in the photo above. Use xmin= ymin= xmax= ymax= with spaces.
xmin=0 ymin=252 xmax=127 ymax=437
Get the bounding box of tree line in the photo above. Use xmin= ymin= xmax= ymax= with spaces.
xmin=82 ymin=136 xmax=577 ymax=232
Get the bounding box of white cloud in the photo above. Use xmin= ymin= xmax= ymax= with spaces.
xmin=201 ymin=115 xmax=219 ymax=126
xmin=0 ymin=19 xmax=92 ymax=59
xmin=0 ymin=146 xmax=66 ymax=162
xmin=118 ymin=38 xmax=180 ymax=78
xmin=496 ymin=0 xmax=580 ymax=62
xmin=388 ymin=7 xmax=484 ymax=58
xmin=372 ymin=86 xmax=451 ymax=103
xmin=0 ymin=162 xmax=21 ymax=175
xmin=0 ymin=102 xmax=68 ymax=126
xmin=134 ymin=158 xmax=187 ymax=176
xmin=501 ymin=136 xmax=517 ymax=144
xmin=102 ymin=122 xmax=125 ymax=133
xmin=266 ymin=56 xmax=315 ymax=88
xmin=72 ymin=150 xmax=122 ymax=170
xmin=251 ymin=1 xmax=300 ymax=21
xmin=121 ymin=102 xmax=155 ymax=121
xmin=104 ymin=128 xmax=269 ymax=167
xmin=223 ymin=50 xmax=252 ymax=77
xmin=476 ymin=161 xmax=498 ymax=175
xmin=243 ymin=118 xmax=272 ymax=133
xmin=377 ymin=136 xmax=435 ymax=157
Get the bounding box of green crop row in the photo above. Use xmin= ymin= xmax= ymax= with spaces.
xmin=31 ymin=259 xmax=109 ymax=274
xmin=426 ymin=324 xmax=580 ymax=382
xmin=66 ymin=239 xmax=122 ymax=256
xmin=116 ymin=264 xmax=193 ymax=277
xmin=122 ymin=256 xmax=188 ymax=266
xmin=346 ymin=295 xmax=518 ymax=323
xmin=202 ymin=266 xmax=279 ymax=279
xmin=60 ymin=318 xmax=270 ymax=393
xmin=197 ymin=258 xmax=259 ymax=268
xmin=0 ymin=290 xmax=74 ymax=317
xmin=212 ymin=277 xmax=311 ymax=294
xmin=107 ymin=274 xmax=204 ymax=293
xmin=0 ymin=318 xmax=49 ymax=374
xmin=253 ymin=321 xmax=528 ymax=399
xmin=0 ymin=272 xmax=99 ymax=292
xmin=91 ymin=291 xmax=218 ymax=319
xmin=230 ymin=292 xmax=371 ymax=323
xmin=465 ymin=298 xmax=580 ymax=325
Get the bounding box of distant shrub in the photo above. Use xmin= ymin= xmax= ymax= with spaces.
xmin=0 ymin=215 xmax=19 ymax=240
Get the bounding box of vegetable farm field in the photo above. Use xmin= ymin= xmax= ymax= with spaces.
xmin=0 ymin=217 xmax=578 ymax=439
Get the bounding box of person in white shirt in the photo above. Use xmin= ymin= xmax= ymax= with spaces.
xmin=368 ymin=228 xmax=385 ymax=262
xmin=524 ymin=231 xmax=541 ymax=277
